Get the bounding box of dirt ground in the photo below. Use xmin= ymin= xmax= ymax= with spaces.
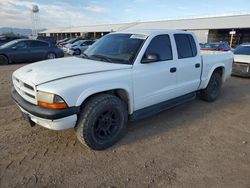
xmin=0 ymin=64 xmax=250 ymax=188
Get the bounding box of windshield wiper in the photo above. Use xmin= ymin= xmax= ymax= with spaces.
xmin=91 ymin=54 xmax=114 ymax=63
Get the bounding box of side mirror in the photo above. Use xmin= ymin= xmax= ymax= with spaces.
xmin=141 ymin=53 xmax=160 ymax=64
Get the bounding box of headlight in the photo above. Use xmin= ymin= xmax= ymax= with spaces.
xmin=37 ymin=91 xmax=68 ymax=109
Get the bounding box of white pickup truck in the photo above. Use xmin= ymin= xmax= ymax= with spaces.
xmin=12 ymin=29 xmax=233 ymax=150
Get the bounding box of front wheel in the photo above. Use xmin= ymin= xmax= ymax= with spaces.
xmin=75 ymin=94 xmax=128 ymax=150
xmin=0 ymin=55 xmax=9 ymax=65
xmin=200 ymin=71 xmax=222 ymax=102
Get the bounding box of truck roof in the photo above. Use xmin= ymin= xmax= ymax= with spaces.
xmin=115 ymin=29 xmax=191 ymax=36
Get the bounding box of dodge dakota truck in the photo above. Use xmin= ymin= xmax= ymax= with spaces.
xmin=11 ymin=29 xmax=233 ymax=150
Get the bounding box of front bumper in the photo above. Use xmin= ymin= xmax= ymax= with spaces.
xmin=232 ymin=62 xmax=250 ymax=77
xmin=11 ymin=88 xmax=80 ymax=130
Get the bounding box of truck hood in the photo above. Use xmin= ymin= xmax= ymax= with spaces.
xmin=234 ymin=55 xmax=250 ymax=64
xmin=13 ymin=57 xmax=132 ymax=86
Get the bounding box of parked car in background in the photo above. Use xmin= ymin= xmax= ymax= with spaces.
xmin=232 ymin=43 xmax=250 ymax=77
xmin=201 ymin=42 xmax=231 ymax=51
xmin=37 ymin=36 xmax=57 ymax=45
xmin=59 ymin=38 xmax=83 ymax=48
xmin=62 ymin=40 xmax=84 ymax=52
xmin=199 ymin=43 xmax=206 ymax=48
xmin=0 ymin=39 xmax=64 ymax=65
xmin=0 ymin=36 xmax=27 ymax=46
xmin=67 ymin=40 xmax=95 ymax=55
xmin=56 ymin=38 xmax=70 ymax=46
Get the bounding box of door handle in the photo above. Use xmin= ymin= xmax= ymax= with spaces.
xmin=195 ymin=63 xmax=200 ymax=68
xmin=170 ymin=67 xmax=177 ymax=73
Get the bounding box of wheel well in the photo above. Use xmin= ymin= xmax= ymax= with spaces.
xmin=0 ymin=54 xmax=9 ymax=59
xmin=213 ymin=66 xmax=225 ymax=80
xmin=80 ymin=89 xmax=131 ymax=113
xmin=0 ymin=54 xmax=9 ymax=63
xmin=214 ymin=67 xmax=223 ymax=75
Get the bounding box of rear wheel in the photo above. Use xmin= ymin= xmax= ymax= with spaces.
xmin=47 ymin=52 xmax=56 ymax=59
xmin=75 ymin=94 xmax=128 ymax=150
xmin=200 ymin=71 xmax=222 ymax=102
xmin=0 ymin=55 xmax=9 ymax=65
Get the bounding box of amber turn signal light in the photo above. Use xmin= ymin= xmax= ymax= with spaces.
xmin=38 ymin=101 xmax=68 ymax=109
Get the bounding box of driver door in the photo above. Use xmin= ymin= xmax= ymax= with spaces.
xmin=9 ymin=41 xmax=31 ymax=63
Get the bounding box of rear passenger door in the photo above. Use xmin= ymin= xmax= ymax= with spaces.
xmin=29 ymin=41 xmax=49 ymax=62
xmin=174 ymin=34 xmax=201 ymax=96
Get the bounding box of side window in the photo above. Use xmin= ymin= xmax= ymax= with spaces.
xmin=174 ymin=34 xmax=197 ymax=59
xmin=143 ymin=35 xmax=172 ymax=62
xmin=188 ymin=35 xmax=197 ymax=56
xmin=30 ymin=41 xmax=49 ymax=48
xmin=15 ymin=41 xmax=29 ymax=49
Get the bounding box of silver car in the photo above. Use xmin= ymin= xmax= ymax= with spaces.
xmin=67 ymin=40 xmax=95 ymax=55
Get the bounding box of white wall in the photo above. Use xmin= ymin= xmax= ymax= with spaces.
xmin=188 ymin=30 xmax=209 ymax=43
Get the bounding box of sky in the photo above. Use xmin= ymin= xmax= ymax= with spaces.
xmin=0 ymin=0 xmax=250 ymax=29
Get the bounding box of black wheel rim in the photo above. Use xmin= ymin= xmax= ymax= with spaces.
xmin=94 ymin=109 xmax=120 ymax=141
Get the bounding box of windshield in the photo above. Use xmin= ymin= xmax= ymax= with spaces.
xmin=72 ymin=40 xmax=84 ymax=46
xmin=234 ymin=46 xmax=250 ymax=55
xmin=83 ymin=34 xmax=146 ymax=64
xmin=0 ymin=40 xmax=18 ymax=48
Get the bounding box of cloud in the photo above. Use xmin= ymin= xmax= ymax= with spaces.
xmin=0 ymin=0 xmax=106 ymax=29
xmin=83 ymin=4 xmax=110 ymax=13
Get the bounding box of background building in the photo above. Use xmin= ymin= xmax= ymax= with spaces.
xmin=39 ymin=14 xmax=250 ymax=46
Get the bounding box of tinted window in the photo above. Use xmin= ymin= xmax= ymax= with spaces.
xmin=188 ymin=35 xmax=197 ymax=56
xmin=144 ymin=35 xmax=172 ymax=61
xmin=15 ymin=41 xmax=29 ymax=49
xmin=234 ymin=46 xmax=250 ymax=55
xmin=30 ymin=41 xmax=49 ymax=48
xmin=174 ymin=34 xmax=197 ymax=59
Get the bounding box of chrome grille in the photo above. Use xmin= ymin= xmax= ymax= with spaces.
xmin=13 ymin=76 xmax=37 ymax=104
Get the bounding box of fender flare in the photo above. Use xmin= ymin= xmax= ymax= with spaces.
xmin=76 ymin=84 xmax=133 ymax=114
xmin=203 ymin=63 xmax=225 ymax=88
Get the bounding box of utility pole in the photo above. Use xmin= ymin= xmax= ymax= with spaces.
xmin=229 ymin=30 xmax=236 ymax=48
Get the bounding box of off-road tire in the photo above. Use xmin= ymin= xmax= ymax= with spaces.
xmin=0 ymin=55 xmax=9 ymax=65
xmin=200 ymin=71 xmax=222 ymax=102
xmin=75 ymin=94 xmax=128 ymax=150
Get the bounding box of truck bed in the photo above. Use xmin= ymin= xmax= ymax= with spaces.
xmin=199 ymin=50 xmax=233 ymax=89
